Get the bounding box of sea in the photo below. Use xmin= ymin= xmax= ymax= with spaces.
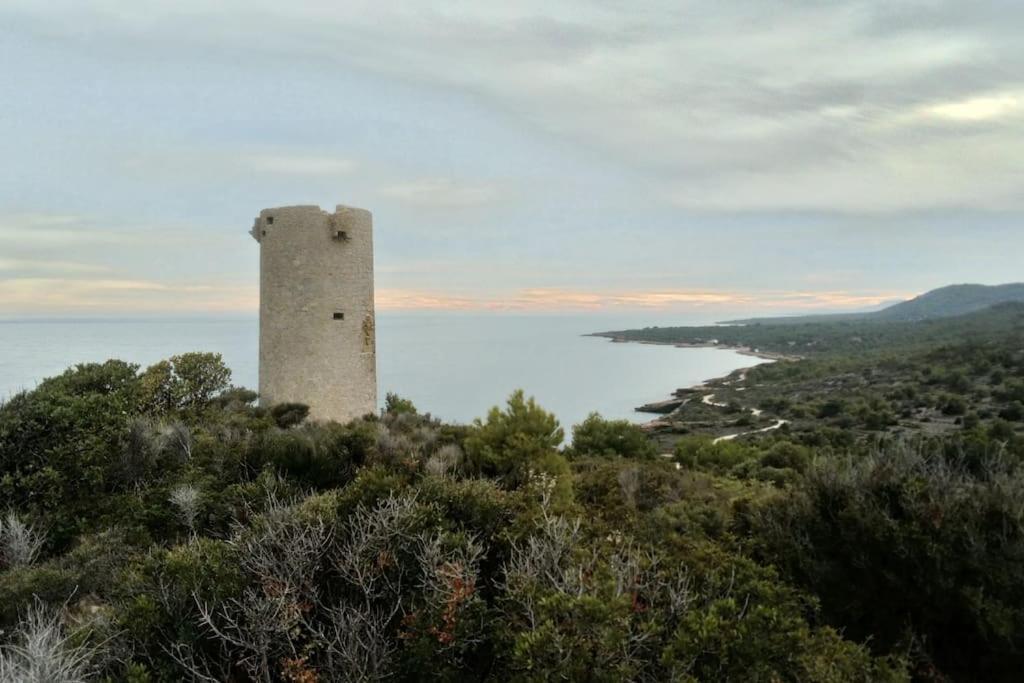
xmin=0 ymin=314 xmax=765 ymax=432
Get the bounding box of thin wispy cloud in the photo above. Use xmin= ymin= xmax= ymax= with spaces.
xmin=0 ymin=278 xmax=256 ymax=315
xmin=920 ymin=92 xmax=1023 ymax=122
xmin=11 ymin=1 xmax=1022 ymax=213
xmin=379 ymin=178 xmax=506 ymax=208
xmin=0 ymin=258 xmax=112 ymax=274
xmin=0 ymin=1 xmax=1021 ymax=316
xmin=0 ymin=215 xmax=122 ymax=246
xmin=245 ymin=154 xmax=356 ymax=176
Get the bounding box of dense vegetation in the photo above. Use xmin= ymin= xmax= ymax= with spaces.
xmin=597 ymin=301 xmax=1024 ymax=357
xmin=1 ymin=321 xmax=1023 ymax=680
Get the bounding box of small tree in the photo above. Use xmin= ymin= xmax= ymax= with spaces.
xmin=464 ymin=391 xmax=571 ymax=504
xmin=384 ymin=393 xmax=417 ymax=416
xmin=138 ymin=360 xmax=176 ymax=412
xmin=139 ymin=352 xmax=231 ymax=411
xmin=172 ymin=352 xmax=232 ymax=407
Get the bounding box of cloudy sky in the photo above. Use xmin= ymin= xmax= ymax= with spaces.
xmin=1 ymin=1 xmax=1021 ymax=317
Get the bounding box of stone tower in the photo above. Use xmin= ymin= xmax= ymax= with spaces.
xmin=251 ymin=204 xmax=377 ymax=423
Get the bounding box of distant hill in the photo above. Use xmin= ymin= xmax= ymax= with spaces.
xmin=724 ymin=283 xmax=1024 ymax=325
xmin=594 ymin=300 xmax=1024 ymax=358
xmin=872 ymin=283 xmax=1024 ymax=321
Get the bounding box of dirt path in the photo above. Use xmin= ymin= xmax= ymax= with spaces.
xmin=713 ymin=419 xmax=789 ymax=444
xmin=702 ymin=393 xmax=728 ymax=408
xmin=704 ymin=391 xmax=786 ymax=443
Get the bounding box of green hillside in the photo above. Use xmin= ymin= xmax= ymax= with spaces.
xmin=2 ymin=321 xmax=1023 ymax=680
xmin=723 ymin=282 xmax=1024 ymax=326
xmin=875 ymin=283 xmax=1024 ymax=321
xmin=595 ymin=300 xmax=1024 ymax=357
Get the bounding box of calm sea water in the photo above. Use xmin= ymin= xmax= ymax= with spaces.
xmin=0 ymin=314 xmax=764 ymax=431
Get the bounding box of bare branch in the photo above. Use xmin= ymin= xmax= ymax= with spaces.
xmin=0 ymin=511 xmax=46 ymax=569
xmin=168 ymin=484 xmax=202 ymax=534
xmin=0 ymin=601 xmax=104 ymax=683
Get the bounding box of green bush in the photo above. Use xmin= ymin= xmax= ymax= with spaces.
xmin=139 ymin=353 xmax=231 ymax=412
xmin=673 ymin=436 xmax=757 ymax=473
xmin=257 ymin=422 xmax=373 ymax=490
xmin=999 ymin=401 xmax=1024 ymax=422
xmin=384 ymin=392 xmax=418 ymax=416
xmin=745 ymin=441 xmax=1024 ymax=680
xmin=24 ymin=351 xmax=1024 ymax=680
xmin=942 ymin=395 xmax=968 ymax=416
xmin=758 ymin=440 xmax=812 ymax=473
xmin=569 ymin=412 xmax=657 ymax=460
xmin=269 ymin=402 xmax=310 ymax=428
xmin=464 ymin=390 xmax=572 ymax=506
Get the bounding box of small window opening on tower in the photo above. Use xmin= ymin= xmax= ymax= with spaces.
xmin=333 ymin=312 xmax=345 ymax=320
xmin=266 ymin=216 xmax=274 ymax=224
xmin=333 ymin=230 xmax=349 ymax=241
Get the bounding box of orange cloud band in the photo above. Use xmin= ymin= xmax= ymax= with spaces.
xmin=375 ymin=287 xmax=911 ymax=312
xmin=0 ymin=278 xmax=912 ymax=315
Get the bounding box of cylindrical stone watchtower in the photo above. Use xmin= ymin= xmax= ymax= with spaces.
xmin=250 ymin=204 xmax=377 ymax=423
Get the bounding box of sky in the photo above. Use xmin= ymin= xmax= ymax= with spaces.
xmin=1 ymin=1 xmax=1021 ymax=318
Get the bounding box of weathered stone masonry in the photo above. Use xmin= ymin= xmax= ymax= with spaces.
xmin=251 ymin=204 xmax=377 ymax=422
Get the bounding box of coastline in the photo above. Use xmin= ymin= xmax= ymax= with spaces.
xmin=590 ymin=334 xmax=799 ymax=430
xmin=588 ymin=333 xmax=801 ymax=363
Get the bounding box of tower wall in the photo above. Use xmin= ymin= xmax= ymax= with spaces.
xmin=251 ymin=204 xmax=376 ymax=423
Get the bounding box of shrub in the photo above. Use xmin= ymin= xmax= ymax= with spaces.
xmin=138 ymin=352 xmax=231 ymax=412
xmin=464 ymin=391 xmax=571 ymax=505
xmin=258 ymin=424 xmax=368 ymax=490
xmin=384 ymin=392 xmax=418 ymax=416
xmin=269 ymin=402 xmax=310 ymax=429
xmin=999 ymin=401 xmax=1024 ymax=422
xmin=424 ymin=444 xmax=463 ymax=478
xmin=211 ymin=386 xmax=258 ymax=409
xmin=746 ymin=440 xmax=1024 ymax=680
xmin=942 ymin=395 xmax=968 ymax=416
xmin=573 ymin=459 xmax=686 ymax=520
xmin=674 ymin=436 xmax=756 ymax=473
xmin=570 ymin=413 xmax=657 ymax=460
xmin=167 ymin=484 xmax=202 ymax=534
xmin=758 ymin=441 xmax=812 ymax=473
xmin=0 ymin=362 xmax=144 ymax=532
xmin=0 ymin=602 xmax=107 ymax=682
xmin=0 ymin=565 xmax=78 ymax=626
xmin=817 ymin=399 xmax=845 ymax=418
xmin=0 ymin=512 xmax=46 ymax=569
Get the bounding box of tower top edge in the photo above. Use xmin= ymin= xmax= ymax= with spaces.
xmin=256 ymin=204 xmax=371 ymax=217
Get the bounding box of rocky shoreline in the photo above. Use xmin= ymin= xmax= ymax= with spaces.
xmin=589 ymin=333 xmax=797 ymax=441
xmin=588 ymin=334 xmax=795 ymax=409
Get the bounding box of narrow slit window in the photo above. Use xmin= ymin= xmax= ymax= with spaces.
xmin=266 ymin=216 xmax=274 ymax=224
xmin=333 ymin=312 xmax=345 ymax=320
xmin=333 ymin=230 xmax=349 ymax=241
